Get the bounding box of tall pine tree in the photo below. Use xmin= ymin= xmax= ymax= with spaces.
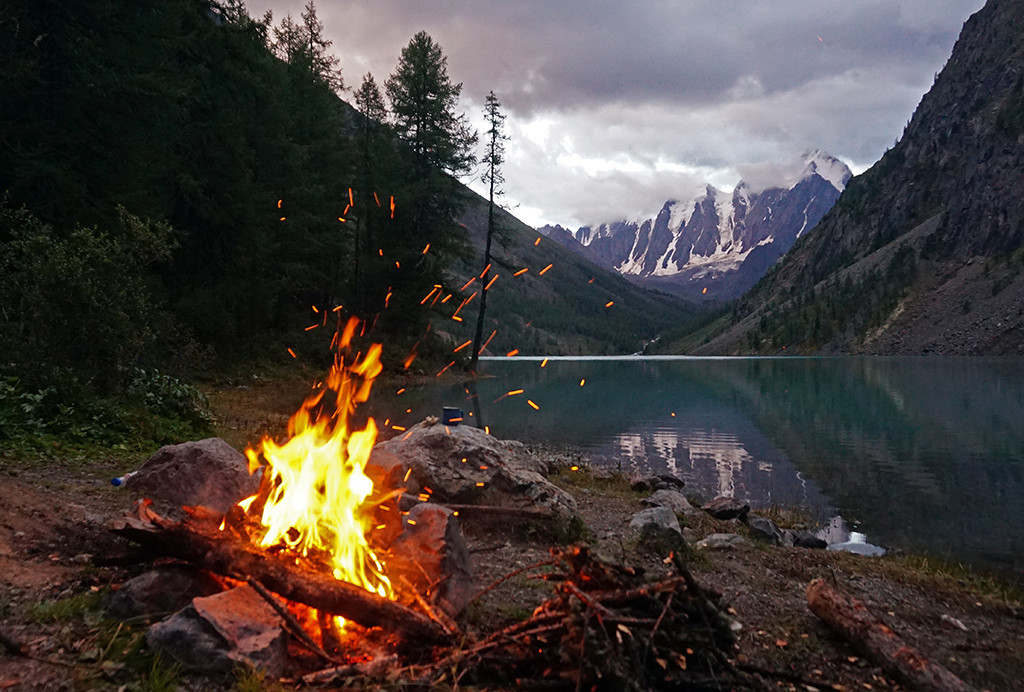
xmin=381 ymin=31 xmax=477 ymax=340
xmin=471 ymin=91 xmax=507 ymax=369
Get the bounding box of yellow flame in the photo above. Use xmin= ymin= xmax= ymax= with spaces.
xmin=242 ymin=318 xmax=391 ymax=601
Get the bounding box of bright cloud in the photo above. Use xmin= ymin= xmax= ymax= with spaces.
xmin=245 ymin=0 xmax=985 ymax=227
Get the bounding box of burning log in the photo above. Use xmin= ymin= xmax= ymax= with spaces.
xmin=110 ymin=512 xmax=449 ymax=645
xmin=806 ymin=579 xmax=974 ymax=692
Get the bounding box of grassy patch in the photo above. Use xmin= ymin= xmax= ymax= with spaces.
xmin=754 ymin=505 xmax=822 ymax=531
xmin=230 ymin=665 xmax=287 ymax=692
xmin=874 ymin=553 xmax=1024 ymax=605
xmin=550 ymin=466 xmax=639 ymax=498
xmin=29 ymin=591 xmax=104 ymax=623
xmin=137 ymin=655 xmax=184 ymax=692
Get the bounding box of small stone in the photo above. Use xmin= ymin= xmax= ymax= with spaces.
xmin=641 ymin=489 xmax=699 ymax=516
xmin=827 ymin=541 xmax=885 ymax=556
xmin=701 ymin=497 xmax=750 ymax=521
xmin=72 ymin=553 xmax=92 ymax=565
xmin=628 ymin=507 xmax=682 ymax=536
xmin=630 ymin=473 xmax=684 ymax=493
xmin=695 ymin=533 xmax=752 ymax=551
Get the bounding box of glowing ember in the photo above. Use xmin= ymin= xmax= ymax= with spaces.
xmin=240 ymin=317 xmax=392 ymax=605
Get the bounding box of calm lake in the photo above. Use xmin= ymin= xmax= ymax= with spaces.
xmin=369 ymin=356 xmax=1024 ymax=579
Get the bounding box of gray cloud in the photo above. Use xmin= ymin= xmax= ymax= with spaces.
xmin=245 ymin=0 xmax=985 ymax=227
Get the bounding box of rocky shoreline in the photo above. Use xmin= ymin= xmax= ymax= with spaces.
xmin=1 ymin=425 xmax=1022 ymax=690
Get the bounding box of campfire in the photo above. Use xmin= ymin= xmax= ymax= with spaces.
xmin=110 ymin=316 xmax=756 ymax=689
xmin=230 ymin=317 xmax=393 ymax=632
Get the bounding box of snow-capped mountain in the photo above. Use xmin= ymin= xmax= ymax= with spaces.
xmin=541 ymin=150 xmax=852 ymax=301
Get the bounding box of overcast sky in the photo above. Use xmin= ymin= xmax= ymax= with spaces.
xmin=243 ymin=0 xmax=985 ymax=228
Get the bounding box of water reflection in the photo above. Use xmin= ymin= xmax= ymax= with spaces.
xmin=369 ymin=357 xmax=1024 ymax=579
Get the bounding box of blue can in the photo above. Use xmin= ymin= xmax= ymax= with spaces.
xmin=442 ymin=407 xmax=464 ymax=426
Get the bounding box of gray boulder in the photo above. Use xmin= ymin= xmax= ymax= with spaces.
xmin=374 ymin=422 xmax=576 ymax=516
xmin=784 ymin=529 xmax=828 ymax=549
xmin=628 ymin=507 xmax=684 ymax=552
xmin=701 ymin=496 xmax=750 ymax=521
xmin=125 ymin=438 xmax=259 ymax=515
xmin=106 ymin=566 xmax=222 ymax=620
xmin=385 ymin=503 xmax=474 ymax=616
xmin=641 ymin=489 xmax=699 ymax=517
xmin=146 ymin=585 xmax=287 ymax=677
xmin=747 ymin=516 xmax=784 ymax=545
xmin=628 ymin=507 xmax=682 ymax=536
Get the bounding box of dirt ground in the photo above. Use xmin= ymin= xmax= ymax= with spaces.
xmin=1 ymin=381 xmax=1022 ymax=691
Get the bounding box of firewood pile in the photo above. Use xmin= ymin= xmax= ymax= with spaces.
xmin=411 ymin=546 xmax=762 ymax=691
xmin=111 ymin=496 xmax=762 ymax=690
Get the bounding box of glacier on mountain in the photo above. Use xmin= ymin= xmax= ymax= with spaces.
xmin=541 ymin=150 xmax=852 ymax=301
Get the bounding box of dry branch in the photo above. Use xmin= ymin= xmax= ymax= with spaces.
xmin=109 ymin=514 xmax=449 ymax=644
xmin=806 ymin=579 xmax=975 ymax=692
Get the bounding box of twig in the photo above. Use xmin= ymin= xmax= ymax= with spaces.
xmin=563 ymin=581 xmax=613 ymax=621
xmin=0 ymin=630 xmax=78 ymax=668
xmin=98 ymin=622 xmax=124 ymax=665
xmin=454 ymin=559 xmax=555 ymax=616
xmin=302 ymin=654 xmax=399 ymax=685
xmin=648 ymin=593 xmax=673 ymax=650
xmin=575 ymin=609 xmax=589 ymax=692
xmin=398 ymin=575 xmax=458 ymax=636
xmin=245 ymin=576 xmax=344 ymax=665
xmin=736 ymin=661 xmax=846 ymax=692
xmin=469 ymin=541 xmax=508 ymax=554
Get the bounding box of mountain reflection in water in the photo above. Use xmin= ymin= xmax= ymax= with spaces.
xmin=370 ymin=356 xmax=1024 ymax=579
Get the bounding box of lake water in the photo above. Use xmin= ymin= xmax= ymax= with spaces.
xmin=368 ymin=356 xmax=1024 ymax=579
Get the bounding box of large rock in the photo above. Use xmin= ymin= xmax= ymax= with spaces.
xmin=784 ymin=529 xmax=827 ymax=549
xmin=373 ymin=422 xmax=576 ymax=516
xmin=146 ymin=585 xmax=287 ymax=677
xmin=385 ymin=503 xmax=473 ymax=616
xmin=701 ymin=496 xmax=750 ymax=521
xmin=125 ymin=438 xmax=259 ymax=515
xmin=641 ymin=489 xmax=699 ymax=517
xmin=106 ymin=566 xmax=222 ymax=620
xmin=628 ymin=507 xmax=684 ymax=553
xmin=746 ymin=516 xmax=784 ymax=545
xmin=628 ymin=507 xmax=682 ymax=536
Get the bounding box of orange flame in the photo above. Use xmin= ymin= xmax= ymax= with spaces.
xmin=241 ymin=317 xmax=391 ymax=602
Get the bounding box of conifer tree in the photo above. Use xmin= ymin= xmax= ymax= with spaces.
xmin=352 ymin=73 xmax=390 ymax=312
xmin=471 ymin=91 xmax=507 ymax=369
xmin=382 ymin=31 xmax=477 ymax=339
xmin=385 ymin=31 xmax=476 ymax=177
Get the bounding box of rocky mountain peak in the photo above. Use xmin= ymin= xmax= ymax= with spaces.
xmin=542 ymin=151 xmax=850 ymax=301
